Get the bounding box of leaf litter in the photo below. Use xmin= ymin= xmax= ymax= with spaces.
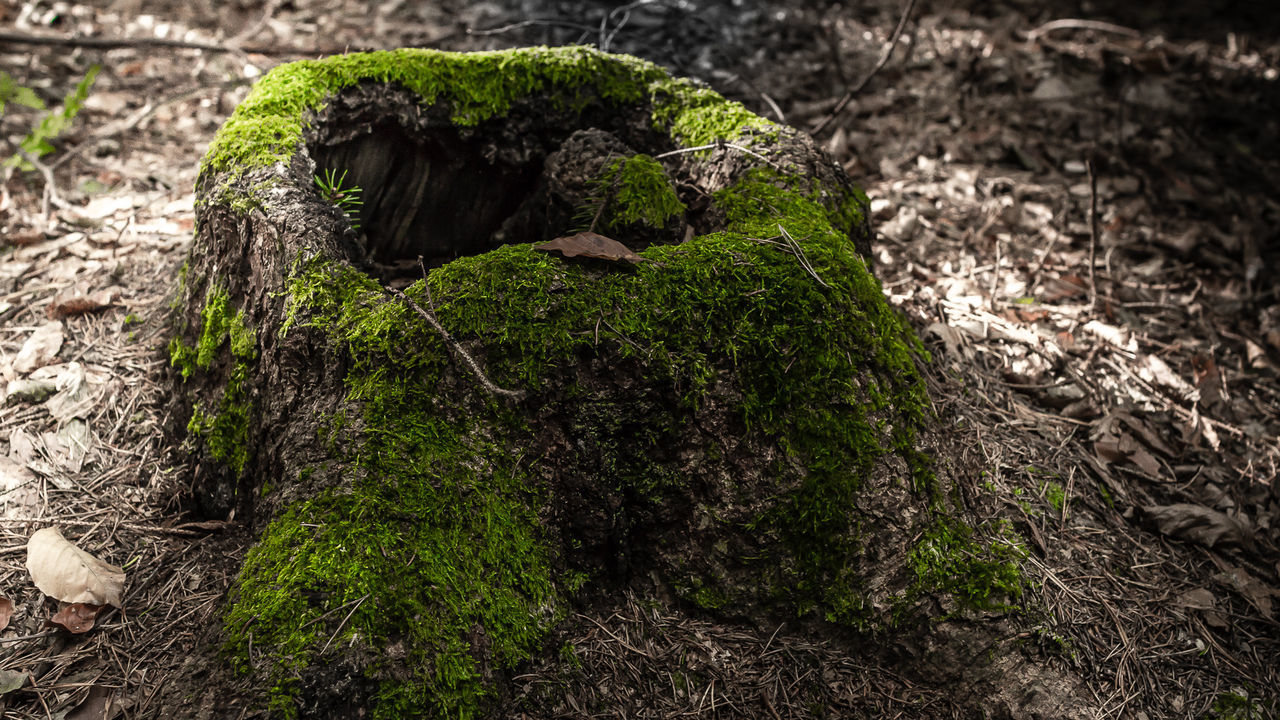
xmin=0 ymin=0 xmax=1277 ymax=717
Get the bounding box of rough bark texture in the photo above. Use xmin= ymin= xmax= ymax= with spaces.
xmin=167 ymin=47 xmax=1085 ymax=719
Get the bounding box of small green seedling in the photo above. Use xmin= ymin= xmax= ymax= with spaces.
xmin=2 ymin=66 xmax=99 ymax=171
xmin=314 ymin=168 xmax=363 ymax=231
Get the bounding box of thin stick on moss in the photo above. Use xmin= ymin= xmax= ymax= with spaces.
xmin=386 ymin=263 xmax=526 ymax=402
xmin=773 ymin=224 xmax=830 ymax=289
xmin=655 ymin=141 xmax=783 ymax=171
xmin=321 ymin=592 xmax=369 ymax=653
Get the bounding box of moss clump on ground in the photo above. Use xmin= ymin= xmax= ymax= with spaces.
xmin=1209 ymin=692 xmax=1276 ymax=720
xmin=906 ymin=517 xmax=1026 ymax=615
xmin=193 ymin=47 xmax=1025 ymax=718
xmin=170 ymin=286 xmax=256 ymax=473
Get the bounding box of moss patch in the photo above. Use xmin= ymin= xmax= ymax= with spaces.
xmin=905 ymin=517 xmax=1026 ymax=615
xmin=170 ymin=286 xmax=257 ymax=474
xmin=202 ymin=46 xmax=768 ymax=183
xmin=595 ymin=153 xmax=685 ymax=230
xmin=197 ymin=47 xmax=1023 ymax=719
xmin=231 ymin=169 xmax=949 ymax=715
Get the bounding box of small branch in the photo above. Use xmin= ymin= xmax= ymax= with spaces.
xmin=467 ymin=19 xmax=597 ymax=37
xmin=753 ymin=226 xmax=830 ymax=289
xmin=1086 ymin=156 xmax=1100 ymax=310
xmin=777 ymin=224 xmax=830 ymax=288
xmin=654 ymin=141 xmax=783 ymax=171
xmin=810 ymin=0 xmax=918 ymax=136
xmin=0 ymin=29 xmax=433 ymax=56
xmin=388 ymin=265 xmax=525 ymax=402
xmin=0 ymin=629 xmax=62 ymax=645
xmin=18 ymin=150 xmax=69 ymax=218
xmin=1025 ymin=18 xmax=1141 ymax=43
xmin=321 ymin=593 xmax=369 ymax=654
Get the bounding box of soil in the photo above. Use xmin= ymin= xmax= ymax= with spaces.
xmin=0 ymin=1 xmax=1276 ymax=719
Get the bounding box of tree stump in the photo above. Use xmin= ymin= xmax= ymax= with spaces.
xmin=168 ymin=47 xmax=1078 ymax=718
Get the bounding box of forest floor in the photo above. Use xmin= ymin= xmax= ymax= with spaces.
xmin=0 ymin=0 xmax=1277 ymax=718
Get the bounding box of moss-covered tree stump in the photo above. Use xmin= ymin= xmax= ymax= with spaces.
xmin=168 ymin=47 xmax=1070 ymax=718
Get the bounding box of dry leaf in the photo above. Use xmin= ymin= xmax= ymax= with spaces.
xmin=13 ymin=321 xmax=64 ymax=374
xmin=0 ymin=595 xmax=12 ymax=631
xmin=1040 ymin=274 xmax=1087 ymax=302
xmin=66 ymin=685 xmax=116 ymax=720
xmin=4 ymin=377 xmax=59 ymax=404
xmin=1175 ymin=587 xmax=1216 ymax=610
xmin=0 ymin=455 xmax=39 ymax=520
xmin=25 ymin=527 xmax=126 ymax=607
xmin=925 ymin=322 xmax=970 ymax=359
xmin=535 ymin=231 xmax=645 ymax=264
xmin=48 ymin=418 xmax=92 ymax=474
xmin=1093 ymin=433 xmax=1163 ymax=478
xmin=48 ymin=602 xmax=106 ymax=634
xmin=1173 ymin=588 xmax=1229 ymax=629
xmin=47 ymin=284 xmax=121 ymax=319
xmin=1213 ymin=565 xmax=1278 ymax=620
xmin=1191 ymin=354 xmax=1222 ymax=407
xmin=1139 ymin=354 xmax=1194 ymax=398
xmin=1114 ymin=411 xmax=1176 ymax=457
xmin=0 ymin=669 xmax=26 ymax=695
xmin=46 ymin=362 xmax=104 ymax=422
xmin=1142 ymin=503 xmax=1250 ymax=549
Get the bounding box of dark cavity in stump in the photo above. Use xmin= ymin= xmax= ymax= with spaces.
xmin=307 ymin=85 xmax=689 ymax=280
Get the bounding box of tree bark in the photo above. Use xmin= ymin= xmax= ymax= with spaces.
xmin=166 ymin=47 xmax=1085 ymax=719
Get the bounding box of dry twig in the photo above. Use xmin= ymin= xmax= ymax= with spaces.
xmin=810 ymin=0 xmax=918 ymax=136
xmin=387 ymin=259 xmax=526 ymax=402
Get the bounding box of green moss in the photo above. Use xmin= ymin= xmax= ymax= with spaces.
xmin=1209 ymin=692 xmax=1275 ymax=720
xmin=172 ymin=286 xmax=258 ymax=473
xmin=648 ymin=76 xmax=771 ymax=147
xmin=168 ymin=336 xmax=197 ymax=380
xmin=595 ymin=154 xmax=685 ymax=229
xmin=168 ymin=261 xmax=189 ymax=313
xmin=207 ymin=46 xmax=1021 ymax=718
xmin=905 ymin=517 xmax=1026 ymax=615
xmin=1041 ymin=480 xmax=1065 ymax=512
xmin=202 ymin=47 xmax=769 ymax=183
xmin=228 ymin=442 xmax=562 ymax=719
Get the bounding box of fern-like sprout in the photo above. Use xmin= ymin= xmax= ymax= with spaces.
xmin=314 ymin=168 xmax=364 ymax=232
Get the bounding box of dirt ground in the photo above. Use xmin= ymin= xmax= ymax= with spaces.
xmin=0 ymin=0 xmax=1277 ymax=718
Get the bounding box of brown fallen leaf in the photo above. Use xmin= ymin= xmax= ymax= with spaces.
xmin=1040 ymin=274 xmax=1087 ymax=302
xmin=1093 ymin=432 xmax=1163 ymax=478
xmin=1191 ymin=353 xmax=1222 ymax=407
xmin=1142 ymin=503 xmax=1251 ymax=549
xmin=47 ymin=284 xmax=121 ymax=319
xmin=0 ymin=595 xmax=12 ymax=632
xmin=1174 ymin=588 xmax=1228 ymax=628
xmin=48 ymin=602 xmax=107 ymax=634
xmin=1212 ymin=563 xmax=1278 ymax=620
xmin=535 ymin=231 xmax=646 ymax=264
xmin=5 ymin=230 xmax=45 ymax=247
xmin=26 ymin=527 xmax=126 ymax=607
xmin=66 ymin=685 xmax=116 ymax=720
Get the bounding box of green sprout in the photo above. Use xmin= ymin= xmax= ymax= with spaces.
xmin=2 ymin=65 xmax=99 ymax=171
xmin=314 ymin=168 xmax=363 ymax=232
